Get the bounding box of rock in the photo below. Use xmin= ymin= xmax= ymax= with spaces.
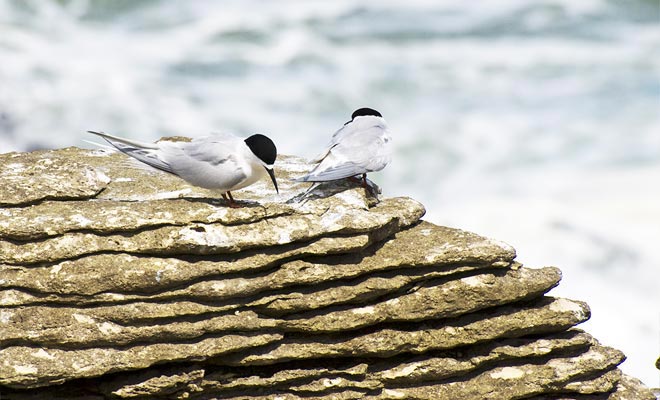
xmin=0 ymin=219 xmax=511 ymax=304
xmin=0 ymin=267 xmax=560 ymax=349
xmin=0 ymin=333 xmax=282 ymax=389
xmin=0 ymin=149 xmax=110 ymax=206
xmin=221 ymin=297 xmax=589 ymax=366
xmin=607 ymin=375 xmax=658 ymax=400
xmin=371 ymin=346 xmax=624 ymax=399
xmin=373 ymin=330 xmax=593 ymax=385
xmin=103 ymin=367 xmax=205 ymax=399
xmin=0 ymin=196 xmax=423 ymax=265
xmin=0 ymin=145 xmax=655 ymax=399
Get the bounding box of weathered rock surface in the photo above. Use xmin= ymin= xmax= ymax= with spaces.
xmin=0 ymin=146 xmax=655 ymax=399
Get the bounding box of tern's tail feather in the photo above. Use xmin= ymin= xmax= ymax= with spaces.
xmin=87 ymin=130 xmax=174 ymax=174
xmin=87 ymin=131 xmax=158 ymax=150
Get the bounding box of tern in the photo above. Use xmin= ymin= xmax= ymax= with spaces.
xmin=88 ymin=130 xmax=278 ymax=207
xmin=294 ymin=107 xmax=391 ymax=190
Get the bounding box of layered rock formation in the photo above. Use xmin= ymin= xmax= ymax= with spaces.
xmin=0 ymin=146 xmax=655 ymax=399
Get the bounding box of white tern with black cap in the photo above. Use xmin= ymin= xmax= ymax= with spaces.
xmin=294 ymin=107 xmax=392 ymax=188
xmin=88 ymin=130 xmax=278 ymax=207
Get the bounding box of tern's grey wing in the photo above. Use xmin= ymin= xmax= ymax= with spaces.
xmin=309 ymin=124 xmax=349 ymax=163
xmin=158 ymin=135 xmax=248 ymax=190
xmin=330 ymin=126 xmax=391 ymax=167
xmin=294 ymin=162 xmax=367 ymax=182
xmin=181 ymin=136 xmax=238 ymax=166
xmin=88 ymin=131 xmax=174 ymax=174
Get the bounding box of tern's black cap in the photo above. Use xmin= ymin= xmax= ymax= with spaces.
xmin=244 ymin=134 xmax=277 ymax=166
xmin=351 ymin=107 xmax=382 ymax=119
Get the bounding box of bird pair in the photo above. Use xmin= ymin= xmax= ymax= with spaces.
xmin=89 ymin=107 xmax=391 ymax=207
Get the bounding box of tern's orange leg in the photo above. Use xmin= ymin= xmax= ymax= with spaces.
xmin=347 ymin=173 xmax=368 ymax=188
xmin=222 ymin=192 xmax=241 ymax=208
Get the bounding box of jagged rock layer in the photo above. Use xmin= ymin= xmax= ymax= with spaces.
xmin=0 ymin=146 xmax=655 ymax=399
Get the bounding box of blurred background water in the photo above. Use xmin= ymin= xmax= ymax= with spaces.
xmin=1 ymin=0 xmax=659 ymax=386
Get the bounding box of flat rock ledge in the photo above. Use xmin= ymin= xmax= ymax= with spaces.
xmin=0 ymin=146 xmax=655 ymax=400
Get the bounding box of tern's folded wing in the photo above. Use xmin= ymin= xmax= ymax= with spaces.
xmin=180 ymin=136 xmax=239 ymax=167
xmin=294 ymin=162 xmax=367 ymax=182
xmin=310 ymin=125 xmax=346 ymax=163
xmin=159 ymin=137 xmax=248 ymax=189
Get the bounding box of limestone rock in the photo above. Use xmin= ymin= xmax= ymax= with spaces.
xmin=1 ymin=267 xmax=560 ymax=349
xmin=0 ymin=333 xmax=282 ymax=389
xmin=373 ymin=329 xmax=593 ymax=385
xmin=0 ymin=219 xmax=511 ymax=302
xmin=0 ymin=149 xmax=110 ymax=205
xmin=222 ymin=297 xmax=590 ymax=366
xmin=0 ymin=145 xmax=654 ymax=399
xmin=611 ymin=376 xmax=658 ymax=400
xmin=371 ymin=345 xmax=625 ymax=399
xmin=104 ymin=367 xmax=205 ymax=399
xmin=0 ymin=198 xmax=293 ymax=240
xmin=0 ymin=196 xmax=423 ymax=265
xmin=0 ymin=234 xmax=377 ymax=300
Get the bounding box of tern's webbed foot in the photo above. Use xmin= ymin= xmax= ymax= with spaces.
xmin=221 ymin=192 xmax=242 ymax=208
xmin=346 ymin=174 xmax=381 ymax=201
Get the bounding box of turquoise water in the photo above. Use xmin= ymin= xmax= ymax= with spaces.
xmin=1 ymin=0 xmax=659 ymax=386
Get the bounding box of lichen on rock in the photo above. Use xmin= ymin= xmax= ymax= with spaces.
xmin=0 ymin=146 xmax=655 ymax=399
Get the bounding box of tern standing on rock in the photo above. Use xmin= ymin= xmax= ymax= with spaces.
xmin=294 ymin=107 xmax=392 ymax=190
xmin=88 ymin=131 xmax=279 ymax=207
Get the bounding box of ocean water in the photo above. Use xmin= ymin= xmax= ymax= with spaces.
xmin=1 ymin=0 xmax=659 ymax=386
